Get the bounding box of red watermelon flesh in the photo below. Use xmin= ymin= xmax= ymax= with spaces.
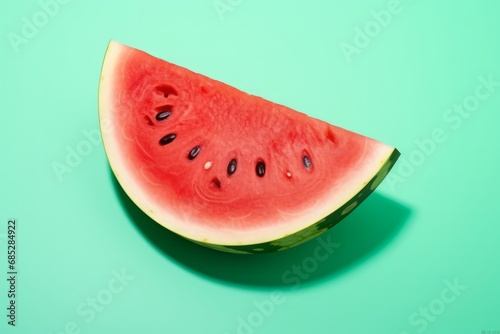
xmin=99 ymin=41 xmax=399 ymax=253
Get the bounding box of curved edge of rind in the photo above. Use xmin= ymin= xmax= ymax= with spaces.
xmin=193 ymin=148 xmax=401 ymax=254
xmin=98 ymin=39 xmax=121 ymax=169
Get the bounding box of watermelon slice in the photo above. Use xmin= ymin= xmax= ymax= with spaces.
xmin=99 ymin=41 xmax=400 ymax=254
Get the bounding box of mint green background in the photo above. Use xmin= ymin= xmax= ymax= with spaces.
xmin=1 ymin=0 xmax=499 ymax=333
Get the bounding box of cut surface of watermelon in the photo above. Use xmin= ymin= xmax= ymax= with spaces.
xmin=99 ymin=40 xmax=400 ymax=253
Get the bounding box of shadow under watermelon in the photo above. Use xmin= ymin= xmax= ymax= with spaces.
xmin=111 ymin=171 xmax=412 ymax=289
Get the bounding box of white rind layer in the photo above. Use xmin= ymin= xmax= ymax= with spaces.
xmin=99 ymin=40 xmax=395 ymax=246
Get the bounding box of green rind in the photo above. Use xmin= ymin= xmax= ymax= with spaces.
xmin=191 ymin=148 xmax=401 ymax=254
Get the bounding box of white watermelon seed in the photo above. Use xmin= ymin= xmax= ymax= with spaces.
xmin=204 ymin=161 xmax=212 ymax=170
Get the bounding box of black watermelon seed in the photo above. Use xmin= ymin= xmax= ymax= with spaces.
xmin=156 ymin=110 xmax=171 ymax=121
xmin=188 ymin=146 xmax=201 ymax=160
xmin=227 ymin=159 xmax=237 ymax=175
xmin=159 ymin=133 xmax=176 ymax=145
xmin=303 ymin=155 xmax=312 ymax=169
xmin=256 ymin=161 xmax=266 ymax=177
